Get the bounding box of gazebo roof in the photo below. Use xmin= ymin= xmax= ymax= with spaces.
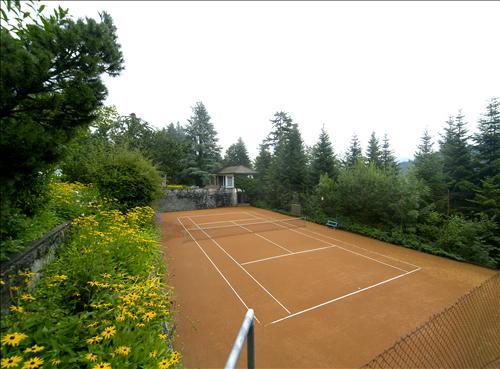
xmin=216 ymin=165 xmax=257 ymax=175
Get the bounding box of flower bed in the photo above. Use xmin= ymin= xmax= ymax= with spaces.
xmin=1 ymin=206 xmax=182 ymax=369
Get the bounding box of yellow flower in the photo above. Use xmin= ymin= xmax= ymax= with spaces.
xmin=136 ymin=323 xmax=145 ymax=328
xmin=101 ymin=273 xmax=112 ymax=279
xmin=92 ymin=363 xmax=111 ymax=369
xmin=159 ymin=333 xmax=167 ymax=340
xmin=86 ymin=335 xmax=103 ymax=345
xmin=24 ymin=344 xmax=45 ymax=353
xmin=9 ymin=305 xmax=24 ymax=313
xmin=51 ymin=358 xmax=62 ymax=366
xmin=85 ymin=353 xmax=97 ymax=362
xmin=1 ymin=332 xmax=28 ymax=346
xmin=116 ymin=314 xmax=126 ymax=322
xmin=1 ymin=356 xmax=22 ymax=368
xmin=143 ymin=311 xmax=157 ymax=321
xmin=22 ymin=357 xmax=44 ymax=369
xmin=170 ymin=351 xmax=181 ymax=364
xmin=87 ymin=322 xmax=99 ymax=328
xmin=158 ymin=359 xmax=171 ymax=369
xmin=149 ymin=351 xmax=157 ymax=358
xmin=115 ymin=346 xmax=131 ymax=356
xmin=101 ymin=326 xmax=116 ymax=339
xmin=20 ymin=293 xmax=35 ymax=301
xmin=0 ymin=279 xmax=4 ymax=285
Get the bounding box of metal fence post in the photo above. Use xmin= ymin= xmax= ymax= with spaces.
xmin=247 ymin=318 xmax=255 ymax=369
xmin=224 ymin=309 xmax=255 ymax=369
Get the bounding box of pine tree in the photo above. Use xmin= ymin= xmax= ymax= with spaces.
xmin=366 ymin=132 xmax=382 ymax=168
xmin=264 ymin=111 xmax=294 ymax=152
xmin=344 ymin=134 xmax=363 ymax=167
xmin=310 ymin=126 xmax=337 ymax=185
xmin=474 ymin=97 xmax=500 ymax=181
xmin=254 ymin=143 xmax=272 ymax=180
xmin=439 ymin=112 xmax=475 ymax=214
xmin=413 ymin=129 xmax=447 ymax=212
xmin=184 ymin=102 xmax=221 ymax=185
xmin=223 ymin=137 xmax=252 ymax=167
xmin=380 ymin=133 xmax=399 ymax=174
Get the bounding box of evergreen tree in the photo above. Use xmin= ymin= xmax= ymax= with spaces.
xmin=0 ymin=1 xmax=123 ymax=239
xmin=439 ymin=112 xmax=475 ymax=214
xmin=184 ymin=102 xmax=221 ymax=185
xmin=310 ymin=126 xmax=337 ymax=185
xmin=474 ymin=97 xmax=500 ymax=181
xmin=223 ymin=137 xmax=252 ymax=167
xmin=254 ymin=143 xmax=272 ymax=181
xmin=264 ymin=111 xmax=294 ymax=152
xmin=413 ymin=129 xmax=447 ymax=212
xmin=166 ymin=122 xmax=186 ymax=140
xmin=381 ymin=133 xmax=399 ymax=173
xmin=366 ymin=132 xmax=382 ymax=168
xmin=269 ymin=124 xmax=307 ymax=208
xmin=344 ymin=134 xmax=363 ymax=167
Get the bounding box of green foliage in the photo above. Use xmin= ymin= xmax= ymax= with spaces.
xmin=473 ymin=97 xmax=500 ymax=181
xmin=264 ymin=111 xmax=294 ymax=152
xmin=381 ymin=133 xmax=399 ymax=174
xmin=344 ymin=134 xmax=363 ymax=167
xmin=183 ymin=102 xmax=222 ymax=185
xmin=223 ymin=137 xmax=252 ymax=167
xmin=1 ymin=206 xmax=183 ymax=367
xmin=0 ymin=1 xmax=123 ymax=244
xmin=309 ymin=127 xmax=337 ymax=185
xmin=93 ymin=149 xmax=162 ymax=211
xmin=366 ymin=132 xmax=382 ymax=168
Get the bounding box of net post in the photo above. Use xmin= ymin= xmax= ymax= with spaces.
xmin=247 ymin=317 xmax=255 ymax=369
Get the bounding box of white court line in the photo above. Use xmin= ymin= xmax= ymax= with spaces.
xmin=195 ymin=218 xmax=260 ymax=226
xmin=188 ymin=216 xmax=292 ymax=315
xmin=269 ymin=268 xmax=421 ymax=325
xmin=246 ymin=211 xmax=421 ymax=270
xmin=241 ymin=244 xmax=338 ymax=266
xmin=247 ymin=213 xmax=410 ymax=273
xmin=230 ymin=221 xmax=293 ymax=254
xmin=177 ymin=217 xmax=261 ymax=324
xmin=184 ymin=217 xmax=301 ymax=232
xmin=178 ymin=211 xmax=249 ymax=219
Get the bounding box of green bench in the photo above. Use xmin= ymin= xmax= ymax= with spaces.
xmin=326 ymin=219 xmax=338 ymax=228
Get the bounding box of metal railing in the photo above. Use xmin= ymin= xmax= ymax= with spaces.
xmin=225 ymin=309 xmax=255 ymax=369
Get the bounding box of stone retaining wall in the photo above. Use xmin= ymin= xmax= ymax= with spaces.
xmin=0 ymin=222 xmax=71 ymax=313
xmin=155 ymin=188 xmax=236 ymax=212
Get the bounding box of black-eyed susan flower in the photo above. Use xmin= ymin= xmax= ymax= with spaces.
xmin=85 ymin=353 xmax=97 ymax=362
xmin=20 ymin=293 xmax=35 ymax=301
xmin=157 ymin=359 xmax=171 ymax=369
xmin=9 ymin=305 xmax=24 ymax=313
xmin=92 ymin=363 xmax=111 ymax=369
xmin=149 ymin=351 xmax=157 ymax=358
xmin=170 ymin=351 xmax=181 ymax=364
xmin=143 ymin=311 xmax=157 ymax=321
xmin=1 ymin=355 xmax=22 ymax=368
xmin=24 ymin=344 xmax=45 ymax=353
xmin=159 ymin=333 xmax=168 ymax=340
xmin=86 ymin=335 xmax=103 ymax=345
xmin=50 ymin=358 xmax=62 ymax=366
xmin=115 ymin=346 xmax=131 ymax=356
xmin=22 ymin=357 xmax=43 ymax=369
xmin=101 ymin=326 xmax=116 ymax=339
xmin=1 ymin=332 xmax=28 ymax=346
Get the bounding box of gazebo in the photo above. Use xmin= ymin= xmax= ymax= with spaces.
xmin=214 ymin=165 xmax=257 ymax=189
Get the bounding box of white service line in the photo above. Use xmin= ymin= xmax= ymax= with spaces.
xmin=187 ymin=216 xmax=292 ymax=315
xmin=269 ymin=268 xmax=421 ymax=325
xmin=230 ymin=221 xmax=293 ymax=254
xmin=241 ymin=245 xmax=338 ymax=266
xmin=246 ymin=212 xmax=412 ymax=273
xmin=177 ymin=217 xmax=261 ymax=324
xmin=184 ymin=217 xmax=301 ymax=231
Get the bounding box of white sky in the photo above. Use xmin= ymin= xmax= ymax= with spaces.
xmin=50 ymin=1 xmax=500 ymax=161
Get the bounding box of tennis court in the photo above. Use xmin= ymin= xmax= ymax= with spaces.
xmin=160 ymin=207 xmax=495 ymax=368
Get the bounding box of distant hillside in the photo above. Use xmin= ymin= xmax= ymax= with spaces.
xmin=398 ymin=160 xmax=413 ymax=175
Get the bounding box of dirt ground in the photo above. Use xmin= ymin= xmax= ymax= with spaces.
xmin=159 ymin=206 xmax=496 ymax=369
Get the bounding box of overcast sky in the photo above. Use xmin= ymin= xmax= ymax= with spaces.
xmin=51 ymin=1 xmax=500 ymax=161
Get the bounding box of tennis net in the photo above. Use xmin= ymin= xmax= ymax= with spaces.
xmin=183 ymin=217 xmax=305 ymax=241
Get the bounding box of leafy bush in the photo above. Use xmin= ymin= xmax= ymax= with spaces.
xmin=93 ymin=149 xmax=162 ymax=211
xmin=1 ymin=206 xmax=182 ymax=368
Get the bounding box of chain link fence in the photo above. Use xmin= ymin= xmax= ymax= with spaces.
xmin=360 ymin=272 xmax=500 ymax=369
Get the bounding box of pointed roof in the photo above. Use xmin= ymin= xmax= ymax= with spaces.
xmin=216 ymin=165 xmax=257 ymax=175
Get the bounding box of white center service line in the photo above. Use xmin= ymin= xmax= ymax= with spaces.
xmin=177 ymin=217 xmax=261 ymax=324
xmin=187 ymin=216 xmax=292 ymax=315
xmin=230 ymin=221 xmax=293 ymax=254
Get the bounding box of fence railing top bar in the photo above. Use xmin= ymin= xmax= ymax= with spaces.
xmin=225 ymin=309 xmax=255 ymax=369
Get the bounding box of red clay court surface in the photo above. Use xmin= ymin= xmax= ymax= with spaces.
xmin=159 ymin=207 xmax=496 ymax=368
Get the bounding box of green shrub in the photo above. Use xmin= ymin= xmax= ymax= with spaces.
xmin=94 ymin=149 xmax=162 ymax=211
